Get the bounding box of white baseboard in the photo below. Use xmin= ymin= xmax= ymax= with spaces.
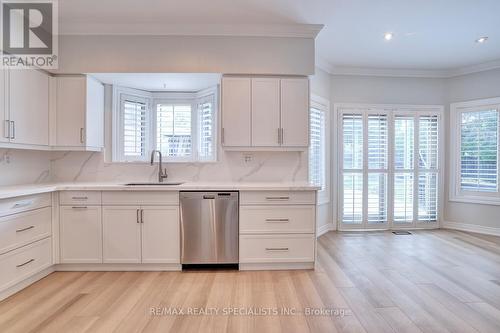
xmin=55 ymin=263 xmax=182 ymax=271
xmin=317 ymin=223 xmax=335 ymax=237
xmin=442 ymin=221 xmax=500 ymax=236
xmin=239 ymin=262 xmax=314 ymax=271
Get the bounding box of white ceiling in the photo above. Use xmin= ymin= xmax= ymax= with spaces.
xmin=60 ymin=0 xmax=500 ymax=71
xmin=91 ymin=73 xmax=220 ymax=91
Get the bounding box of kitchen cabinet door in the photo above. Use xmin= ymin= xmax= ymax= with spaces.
xmin=9 ymin=69 xmax=49 ymax=146
xmin=141 ymin=206 xmax=180 ymax=264
xmin=60 ymin=206 xmax=102 ymax=263
xmin=280 ymin=78 xmax=309 ymax=147
xmin=0 ymin=69 xmax=8 ymax=143
xmin=251 ymin=78 xmax=280 ymax=146
xmin=55 ymin=76 xmax=86 ymax=147
xmin=221 ymin=77 xmax=251 ymax=147
xmin=102 ymin=206 xmax=141 ymax=263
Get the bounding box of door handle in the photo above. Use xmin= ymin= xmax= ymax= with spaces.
xmin=136 ymin=209 xmax=140 ymax=223
xmin=80 ymin=128 xmax=84 ymax=143
xmin=265 ymin=247 xmax=289 ymax=251
xmin=265 ymin=196 xmax=290 ymax=201
xmin=265 ymin=218 xmax=289 ymax=223
xmin=10 ymin=121 xmax=14 ymax=139
xmin=141 ymin=209 xmax=144 ymax=223
xmin=203 ymin=195 xmax=215 ymax=199
xmin=71 ymin=196 xmax=88 ymax=200
xmin=221 ymin=128 xmax=225 ymax=145
xmin=71 ymin=206 xmax=88 ymax=209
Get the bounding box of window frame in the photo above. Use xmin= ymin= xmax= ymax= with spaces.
xmin=309 ymin=94 xmax=330 ymax=205
xmin=112 ymin=86 xmax=218 ymax=163
xmin=449 ymin=97 xmax=500 ymax=205
xmin=335 ymin=103 xmax=444 ymax=230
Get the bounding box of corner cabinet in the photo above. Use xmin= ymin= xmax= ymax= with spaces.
xmin=53 ymin=76 xmax=104 ymax=151
xmin=221 ymin=76 xmax=309 ymax=149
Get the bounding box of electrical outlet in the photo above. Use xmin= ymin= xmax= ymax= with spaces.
xmin=243 ymin=153 xmax=253 ymax=163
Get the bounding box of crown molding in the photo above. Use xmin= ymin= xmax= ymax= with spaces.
xmin=316 ymin=56 xmax=500 ymax=79
xmin=60 ymin=23 xmax=324 ymax=38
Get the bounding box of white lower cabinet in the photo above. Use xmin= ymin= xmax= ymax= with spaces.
xmin=102 ymin=205 xmax=180 ymax=264
xmin=102 ymin=206 xmax=142 ymax=263
xmin=239 ymin=190 xmax=316 ymax=269
xmin=141 ymin=206 xmax=180 ymax=264
xmin=60 ymin=206 xmax=102 ymax=263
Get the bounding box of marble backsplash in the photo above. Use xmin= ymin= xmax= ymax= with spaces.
xmin=50 ymin=150 xmax=308 ymax=184
xmin=0 ymin=149 xmax=52 ymax=186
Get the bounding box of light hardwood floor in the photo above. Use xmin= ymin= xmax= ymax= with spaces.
xmin=1 ymin=230 xmax=500 ymax=333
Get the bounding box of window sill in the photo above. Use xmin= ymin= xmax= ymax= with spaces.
xmin=449 ymin=194 xmax=500 ymax=206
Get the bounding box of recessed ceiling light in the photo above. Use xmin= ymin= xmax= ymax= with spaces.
xmin=384 ymin=32 xmax=394 ymax=41
xmin=476 ymin=36 xmax=488 ymax=43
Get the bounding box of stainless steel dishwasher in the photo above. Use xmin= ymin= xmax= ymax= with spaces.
xmin=180 ymin=191 xmax=238 ymax=267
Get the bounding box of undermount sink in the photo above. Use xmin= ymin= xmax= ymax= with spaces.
xmin=124 ymin=182 xmax=184 ymax=186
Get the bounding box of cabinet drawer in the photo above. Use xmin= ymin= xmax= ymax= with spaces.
xmin=102 ymin=191 xmax=178 ymax=205
xmin=60 ymin=191 xmax=101 ymax=205
xmin=0 ymin=193 xmax=51 ymax=217
xmin=240 ymin=206 xmax=315 ymax=234
xmin=0 ymin=207 xmax=51 ymax=254
xmin=0 ymin=237 xmax=52 ymax=291
xmin=239 ymin=234 xmax=314 ymax=263
xmin=240 ymin=191 xmax=315 ymax=205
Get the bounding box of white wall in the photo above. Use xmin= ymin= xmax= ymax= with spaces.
xmin=310 ymin=67 xmax=333 ymax=234
xmin=444 ymin=68 xmax=500 ymax=230
xmin=0 ymin=149 xmax=51 ymax=186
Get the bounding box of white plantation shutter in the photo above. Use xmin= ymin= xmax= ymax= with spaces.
xmin=394 ymin=116 xmax=415 ymax=223
xmin=418 ymin=115 xmax=439 ymax=222
xmin=342 ymin=114 xmax=363 ymax=224
xmin=460 ymin=109 xmax=498 ymax=192
xmin=309 ymin=107 xmax=325 ymax=189
xmin=156 ymin=104 xmax=192 ymax=158
xmin=121 ymin=96 xmax=148 ymax=160
xmin=367 ymin=114 xmax=388 ymax=224
xmin=197 ymin=95 xmax=215 ymax=161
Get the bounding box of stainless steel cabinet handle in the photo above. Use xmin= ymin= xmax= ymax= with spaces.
xmin=4 ymin=120 xmax=9 ymax=139
xmin=280 ymin=128 xmax=284 ymax=144
xmin=80 ymin=128 xmax=84 ymax=143
xmin=71 ymin=196 xmax=88 ymax=200
xmin=16 ymin=225 xmax=34 ymax=233
xmin=265 ymin=247 xmax=289 ymax=251
xmin=136 ymin=209 xmax=140 ymax=223
xmin=265 ymin=218 xmax=289 ymax=223
xmin=277 ymin=128 xmax=281 ymax=144
xmin=141 ymin=209 xmax=144 ymax=223
xmin=13 ymin=201 xmax=33 ymax=209
xmin=265 ymin=196 xmax=290 ymax=200
xmin=10 ymin=121 xmax=14 ymax=139
xmin=71 ymin=206 xmax=88 ymax=209
xmin=16 ymin=258 xmax=35 ymax=268
xmin=221 ymin=128 xmax=225 ymax=145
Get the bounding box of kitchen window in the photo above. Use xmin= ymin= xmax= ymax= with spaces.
xmin=309 ymin=95 xmax=330 ymax=204
xmin=113 ymin=87 xmax=217 ymax=162
xmin=337 ymin=104 xmax=442 ymax=229
xmin=450 ymin=97 xmax=500 ymax=205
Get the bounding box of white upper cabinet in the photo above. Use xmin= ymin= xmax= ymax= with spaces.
xmin=251 ymin=78 xmax=281 ymax=146
xmin=0 ymin=69 xmax=7 ymax=143
xmin=221 ymin=76 xmax=309 ymax=149
xmin=54 ymin=76 xmax=104 ymax=150
xmin=280 ymin=78 xmax=309 ymax=147
xmin=221 ymin=77 xmax=251 ymax=147
xmin=4 ymin=69 xmax=49 ymax=146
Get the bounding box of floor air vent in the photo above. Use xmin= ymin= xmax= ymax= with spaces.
xmin=392 ymin=231 xmax=412 ymax=235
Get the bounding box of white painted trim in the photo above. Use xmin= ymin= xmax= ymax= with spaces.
xmin=55 ymin=263 xmax=181 ymax=271
xmin=317 ymin=223 xmax=335 ymax=237
xmin=60 ymin=23 xmax=324 ymax=38
xmin=442 ymin=221 xmax=500 ymax=236
xmin=316 ymin=58 xmax=500 ymax=79
xmin=0 ymin=266 xmax=55 ymax=301
xmin=449 ymin=97 xmax=500 ymax=205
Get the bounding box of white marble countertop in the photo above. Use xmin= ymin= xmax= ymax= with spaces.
xmin=0 ymin=182 xmax=320 ymax=199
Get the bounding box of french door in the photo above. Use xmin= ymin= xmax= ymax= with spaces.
xmin=339 ymin=105 xmax=441 ymax=230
